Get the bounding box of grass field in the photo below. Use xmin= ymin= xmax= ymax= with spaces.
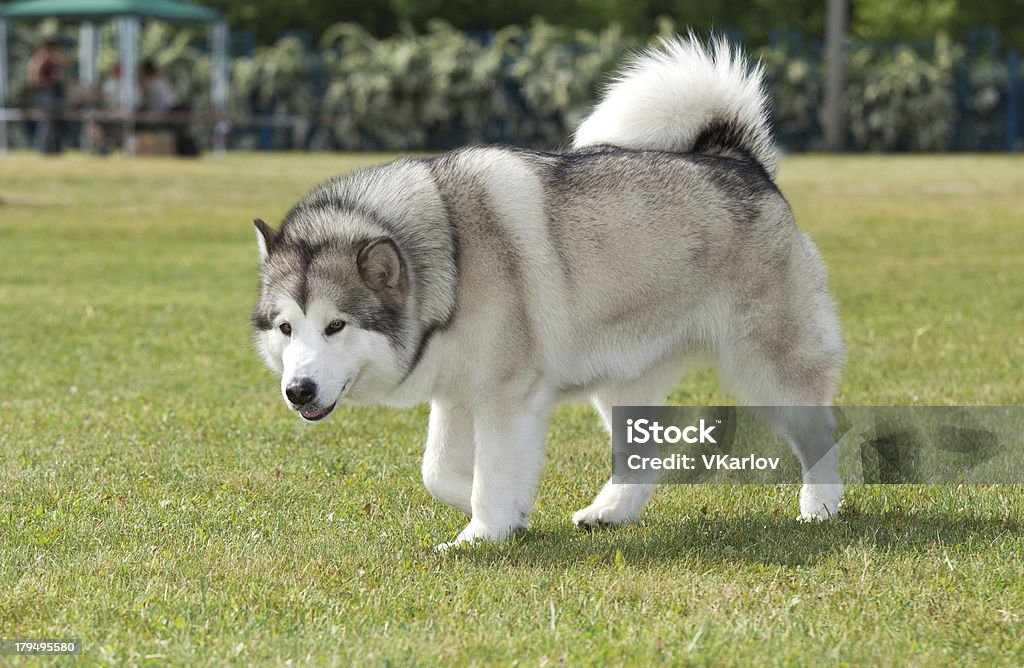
xmin=1 ymin=152 xmax=1022 ymax=665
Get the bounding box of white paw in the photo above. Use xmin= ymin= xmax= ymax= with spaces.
xmin=573 ymin=482 xmax=655 ymax=529
xmin=433 ymin=540 xmax=465 ymax=553
xmin=797 ymin=483 xmax=843 ymax=522
xmin=572 ymin=502 xmax=635 ymax=529
xmin=434 ymin=518 xmax=520 ymax=552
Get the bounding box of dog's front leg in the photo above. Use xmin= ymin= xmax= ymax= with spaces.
xmin=421 ymin=399 xmax=474 ymax=516
xmin=437 ymin=398 xmax=551 ymax=550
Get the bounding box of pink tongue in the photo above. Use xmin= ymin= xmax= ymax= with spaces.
xmin=301 ymin=406 xmax=327 ymax=419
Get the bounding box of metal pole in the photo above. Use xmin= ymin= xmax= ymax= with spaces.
xmin=210 ymin=21 xmax=229 ymax=158
xmin=116 ymin=17 xmax=138 ymax=155
xmin=79 ymin=21 xmax=99 ymax=152
xmin=823 ymin=0 xmax=847 ymax=151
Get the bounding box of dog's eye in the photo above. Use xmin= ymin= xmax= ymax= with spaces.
xmin=279 ymin=322 xmax=292 ymax=336
xmin=325 ymin=319 xmax=346 ymax=336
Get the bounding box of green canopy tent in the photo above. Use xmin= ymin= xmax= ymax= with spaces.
xmin=0 ymin=0 xmax=229 ymax=155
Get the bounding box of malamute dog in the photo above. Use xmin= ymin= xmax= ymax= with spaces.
xmin=252 ymin=37 xmax=845 ymax=549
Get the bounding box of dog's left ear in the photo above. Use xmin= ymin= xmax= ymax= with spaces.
xmin=253 ymin=218 xmax=277 ymax=263
xmin=358 ymin=238 xmax=407 ymax=298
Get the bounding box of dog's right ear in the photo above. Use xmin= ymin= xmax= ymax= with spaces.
xmin=253 ymin=218 xmax=276 ymax=263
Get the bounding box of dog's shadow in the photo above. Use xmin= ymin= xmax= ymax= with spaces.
xmin=449 ymin=505 xmax=1021 ymax=569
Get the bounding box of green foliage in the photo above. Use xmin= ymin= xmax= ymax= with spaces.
xmin=502 ymin=21 xmax=632 ymax=146
xmin=6 ymin=0 xmax=1019 ymax=48
xmin=197 ymin=0 xmax=401 ymax=43
xmin=230 ymin=36 xmax=317 ymax=117
xmin=287 ymin=19 xmax=634 ymax=150
xmin=190 ymin=0 xmax=828 ymax=44
xmin=238 ymin=21 xmax=1017 ymax=152
xmin=1 ymin=20 xmax=1018 ymax=152
xmin=844 ymin=39 xmax=957 ymax=151
xmin=961 ymin=53 xmax=1011 ymax=150
xmin=760 ymin=42 xmax=823 ymax=150
xmin=949 ymin=0 xmax=1024 ymax=54
xmin=853 ymin=0 xmax=958 ymax=42
xmin=100 ymin=0 xmax=1024 ymax=51
xmin=854 ymin=0 xmax=1024 ymax=50
xmin=635 ymin=0 xmax=827 ymax=47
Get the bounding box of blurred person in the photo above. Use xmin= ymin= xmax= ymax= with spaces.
xmin=26 ymin=37 xmax=69 ymax=154
xmin=139 ymin=59 xmax=174 ymax=113
xmin=88 ymin=62 xmax=134 ymax=155
xmin=137 ymin=60 xmax=172 ymax=136
xmin=138 ymin=59 xmax=199 ymax=157
xmin=100 ymin=62 xmax=129 ymax=106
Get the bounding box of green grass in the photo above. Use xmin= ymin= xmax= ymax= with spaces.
xmin=1 ymin=152 xmax=1022 ymax=665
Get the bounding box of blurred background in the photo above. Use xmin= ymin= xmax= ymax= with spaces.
xmin=0 ymin=0 xmax=1021 ymax=155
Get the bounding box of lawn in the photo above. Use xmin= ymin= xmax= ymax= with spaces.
xmin=1 ymin=152 xmax=1022 ymax=665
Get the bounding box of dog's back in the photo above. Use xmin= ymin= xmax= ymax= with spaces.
xmin=427 ymin=142 xmax=840 ymax=406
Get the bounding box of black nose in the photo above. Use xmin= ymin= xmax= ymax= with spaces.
xmin=286 ymin=378 xmax=317 ymax=405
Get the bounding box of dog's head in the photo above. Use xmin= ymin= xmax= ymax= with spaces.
xmin=251 ymin=217 xmax=412 ymax=421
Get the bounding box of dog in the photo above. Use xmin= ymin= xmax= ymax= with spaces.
xmin=251 ymin=36 xmax=845 ymax=549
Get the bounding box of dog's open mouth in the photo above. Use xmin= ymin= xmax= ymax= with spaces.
xmin=299 ymin=402 xmax=336 ymax=422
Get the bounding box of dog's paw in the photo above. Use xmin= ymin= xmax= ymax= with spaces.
xmin=434 ymin=539 xmax=470 ymax=554
xmin=572 ymin=502 xmax=633 ymax=530
xmin=797 ymin=483 xmax=843 ymax=522
xmin=434 ymin=519 xmax=522 ymax=552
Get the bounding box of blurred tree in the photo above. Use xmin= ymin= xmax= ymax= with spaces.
xmin=391 ymin=0 xmax=585 ymax=33
xmin=630 ymin=0 xmax=824 ymax=44
xmin=853 ymin=0 xmax=957 ymax=41
xmin=854 ymin=0 xmax=1024 ymax=49
xmin=197 ymin=0 xmax=398 ymax=44
xmin=12 ymin=0 xmax=1011 ymax=49
xmin=949 ymin=0 xmax=1024 ymax=50
xmin=390 ymin=0 xmax=824 ymax=43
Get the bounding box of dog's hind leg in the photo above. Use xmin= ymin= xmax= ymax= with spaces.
xmin=573 ymin=359 xmax=684 ymax=529
xmin=717 ymin=333 xmax=844 ymax=521
xmin=777 ymin=404 xmax=843 ymax=521
xmin=422 ymin=399 xmax=475 ymax=516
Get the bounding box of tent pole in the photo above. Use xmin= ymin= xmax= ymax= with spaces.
xmin=116 ymin=17 xmax=138 ymax=156
xmin=209 ymin=21 xmax=229 ymax=158
xmin=79 ymin=21 xmax=99 ymax=152
xmin=0 ymin=19 xmax=8 ymax=158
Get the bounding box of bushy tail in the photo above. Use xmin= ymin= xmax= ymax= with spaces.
xmin=573 ymin=35 xmax=777 ymax=177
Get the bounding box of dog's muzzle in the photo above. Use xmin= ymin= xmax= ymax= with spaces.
xmin=285 ymin=378 xmax=335 ymax=421
xmin=285 ymin=377 xmax=342 ymax=421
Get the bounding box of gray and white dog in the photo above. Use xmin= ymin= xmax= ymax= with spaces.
xmin=252 ymin=37 xmax=845 ymax=549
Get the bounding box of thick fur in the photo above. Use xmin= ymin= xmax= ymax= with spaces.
xmin=574 ymin=35 xmax=777 ymax=175
xmin=252 ymin=37 xmax=845 ymax=550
